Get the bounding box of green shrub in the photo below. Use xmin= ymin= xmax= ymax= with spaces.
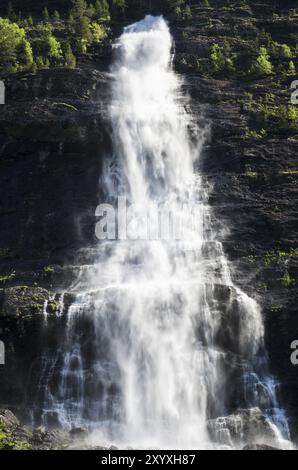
xmin=166 ymin=0 xmax=186 ymax=15
xmin=270 ymin=42 xmax=293 ymax=59
xmin=53 ymin=10 xmax=61 ymax=22
xmin=278 ymin=274 xmax=296 ymax=287
xmin=43 ymin=265 xmax=55 ymax=274
xmin=94 ymin=0 xmax=110 ymax=20
xmin=0 ymin=271 xmax=15 ymax=284
xmin=113 ymin=0 xmax=127 ymax=10
xmin=90 ymin=21 xmax=106 ymax=43
xmin=63 ymin=42 xmax=76 ymax=68
xmin=243 ymin=128 xmax=267 ymax=140
xmin=245 ymin=168 xmax=258 ymax=178
xmin=252 ymin=47 xmax=273 ymax=76
xmin=0 ymin=18 xmax=30 ymax=73
xmin=241 ymin=92 xmax=298 ymax=133
xmin=42 ymin=7 xmax=50 ymax=22
xmin=184 ymin=5 xmax=192 ymax=19
xmin=210 ymin=41 xmax=235 ymax=74
xmin=33 ymin=23 xmax=62 ymax=65
xmin=71 ymin=0 xmax=88 ymax=19
xmin=287 ymin=60 xmax=296 ymax=75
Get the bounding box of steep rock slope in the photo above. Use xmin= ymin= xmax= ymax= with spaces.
xmin=0 ymin=0 xmax=297 ymax=441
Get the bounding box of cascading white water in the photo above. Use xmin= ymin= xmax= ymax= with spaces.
xmin=36 ymin=16 xmax=291 ymax=449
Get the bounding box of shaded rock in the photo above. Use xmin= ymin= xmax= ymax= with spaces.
xmin=69 ymin=427 xmax=89 ymax=438
xmin=0 ymin=286 xmax=50 ymax=318
xmin=30 ymin=427 xmax=70 ymax=450
xmin=0 ymin=409 xmax=31 ymax=450
xmin=243 ymin=443 xmax=280 ymax=450
xmin=0 ymin=409 xmax=19 ymax=430
xmin=208 ymin=408 xmax=277 ymax=447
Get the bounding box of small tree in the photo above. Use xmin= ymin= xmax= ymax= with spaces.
xmin=0 ymin=18 xmax=27 ymax=73
xmin=167 ymin=0 xmax=185 ymax=15
xmin=253 ymin=47 xmax=273 ymax=76
xmin=280 ymin=44 xmax=292 ymax=59
xmin=75 ymin=16 xmax=93 ymax=53
xmin=63 ymin=42 xmax=76 ymax=68
xmin=36 ymin=55 xmax=45 ymax=69
xmin=210 ymin=41 xmax=234 ymax=74
xmin=18 ymin=38 xmax=34 ymax=70
xmin=113 ymin=0 xmax=126 ymax=10
xmin=94 ymin=0 xmax=110 ymax=20
xmin=90 ymin=22 xmax=106 ymax=42
xmin=184 ymin=5 xmax=192 ymax=19
xmin=79 ymin=16 xmax=93 ymax=42
xmin=53 ymin=10 xmax=61 ymax=22
xmin=7 ymin=2 xmax=14 ymax=19
xmin=271 ymin=42 xmax=293 ymax=59
xmin=87 ymin=3 xmax=96 ymax=18
xmin=288 ymin=60 xmax=296 ymax=75
xmin=71 ymin=0 xmax=87 ymax=19
xmin=33 ymin=24 xmax=62 ymax=65
xmin=47 ymin=35 xmax=63 ymax=62
xmin=68 ymin=12 xmax=76 ymax=32
xmin=42 ymin=7 xmax=50 ymax=22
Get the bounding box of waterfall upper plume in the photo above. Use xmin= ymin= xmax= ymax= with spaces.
xmin=35 ymin=15 xmax=291 ymax=450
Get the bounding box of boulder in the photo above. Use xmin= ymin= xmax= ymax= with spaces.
xmin=208 ymin=407 xmax=278 ymax=447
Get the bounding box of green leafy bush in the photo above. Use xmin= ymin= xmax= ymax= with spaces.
xmin=241 ymin=92 xmax=298 ymax=133
xmin=0 ymin=18 xmax=33 ymax=74
xmin=63 ymin=42 xmax=77 ymax=68
xmin=252 ymin=47 xmax=273 ymax=76
xmin=32 ymin=23 xmax=62 ymax=66
xmin=210 ymin=41 xmax=235 ymax=74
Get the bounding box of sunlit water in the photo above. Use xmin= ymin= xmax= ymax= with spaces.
xmin=36 ymin=16 xmax=291 ymax=450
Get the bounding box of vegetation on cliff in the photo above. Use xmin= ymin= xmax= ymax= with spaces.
xmin=0 ymin=1 xmax=199 ymax=75
xmin=0 ymin=0 xmax=111 ymax=74
xmin=0 ymin=412 xmax=30 ymax=450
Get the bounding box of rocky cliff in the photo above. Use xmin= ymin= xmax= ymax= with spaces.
xmin=0 ymin=0 xmax=298 ymax=445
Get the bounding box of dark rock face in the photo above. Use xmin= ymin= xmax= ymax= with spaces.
xmin=0 ymin=286 xmax=50 ymax=318
xmin=208 ymin=407 xmax=278 ymax=448
xmin=0 ymin=69 xmax=112 ymax=420
xmin=0 ymin=68 xmax=111 ymax=271
xmin=0 ymin=408 xmax=77 ymax=449
xmin=243 ymin=444 xmax=280 ymax=451
xmin=172 ymin=2 xmax=298 ymax=442
xmin=0 ymin=0 xmax=297 ymax=445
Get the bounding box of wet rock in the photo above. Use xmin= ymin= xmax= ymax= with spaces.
xmin=0 ymin=409 xmax=31 ymax=450
xmin=208 ymin=408 xmax=277 ymax=447
xmin=69 ymin=427 xmax=89 ymax=438
xmin=0 ymin=286 xmax=50 ymax=318
xmin=30 ymin=427 xmax=70 ymax=450
xmin=0 ymin=408 xmax=73 ymax=450
xmin=0 ymin=409 xmax=19 ymax=430
xmin=243 ymin=444 xmax=280 ymax=450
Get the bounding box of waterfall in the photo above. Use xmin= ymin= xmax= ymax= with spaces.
xmin=35 ymin=16 xmax=290 ymax=449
